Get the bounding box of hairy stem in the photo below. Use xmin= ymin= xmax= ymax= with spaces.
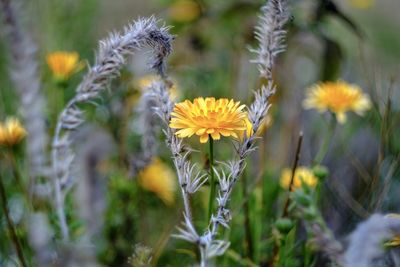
xmin=208 ymin=137 xmax=215 ymax=221
xmin=242 ymin=171 xmax=254 ymax=259
xmin=182 ymin=188 xmax=192 ymax=221
xmin=0 ymin=172 xmax=28 ymax=267
xmin=52 ymin=100 xmax=76 ymax=241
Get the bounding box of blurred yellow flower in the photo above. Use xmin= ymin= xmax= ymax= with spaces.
xmin=136 ymin=75 xmax=179 ymax=100
xmin=238 ymin=114 xmax=272 ymax=140
xmin=349 ymin=0 xmax=374 ymax=9
xmin=385 ymin=214 xmax=400 ymax=247
xmin=280 ymin=167 xmax=318 ymax=190
xmin=170 ymin=97 xmax=247 ymax=143
xmin=0 ymin=117 xmax=27 ymax=147
xmin=303 ymin=81 xmax=371 ymax=124
xmin=168 ymin=0 xmax=201 ymax=22
xmin=46 ymin=51 xmax=83 ymax=82
xmin=386 ymin=236 xmax=400 ymax=247
xmin=138 ymin=158 xmax=176 ymax=205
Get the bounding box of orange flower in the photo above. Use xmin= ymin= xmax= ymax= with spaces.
xmin=46 ymin=51 xmax=83 ymax=82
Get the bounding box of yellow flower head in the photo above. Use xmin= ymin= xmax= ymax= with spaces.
xmin=168 ymin=0 xmax=201 ymax=23
xmin=239 ymin=114 xmax=273 ymax=140
xmin=280 ymin=167 xmax=318 ymax=190
xmin=0 ymin=117 xmax=27 ymax=147
xmin=139 ymin=158 xmax=176 ymax=205
xmin=349 ymin=0 xmax=374 ymax=9
xmin=385 ymin=214 xmax=400 ymax=247
xmin=303 ymin=81 xmax=371 ymax=124
xmin=170 ymin=97 xmax=247 ymax=143
xmin=46 ymin=51 xmax=83 ymax=82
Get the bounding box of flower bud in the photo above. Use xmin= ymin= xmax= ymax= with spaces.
xmin=275 ymin=218 xmax=294 ymax=233
xmin=313 ymin=165 xmax=329 ymax=180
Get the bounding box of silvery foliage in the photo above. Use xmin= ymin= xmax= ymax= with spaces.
xmin=0 ymin=0 xmax=50 ymax=186
xmin=344 ymin=214 xmax=400 ymax=267
xmin=309 ymin=223 xmax=345 ymax=265
xmin=147 ymin=81 xmax=207 ymax=219
xmin=51 ymin=16 xmax=173 ymax=240
xmin=146 ymin=1 xmax=289 ymax=265
xmin=27 ymin=213 xmax=54 ymax=267
xmin=73 ymin=126 xmax=115 ymax=239
xmin=198 ymin=0 xmax=289 ymax=263
xmin=131 ymin=91 xmax=159 ymax=176
xmin=250 ymin=0 xmax=289 ymax=80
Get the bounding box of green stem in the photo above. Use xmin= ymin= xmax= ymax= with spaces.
xmin=0 ymin=172 xmax=28 ymax=267
xmin=7 ymin=152 xmax=29 ymax=199
xmin=242 ymin=172 xmax=254 ymax=259
xmin=314 ymin=116 xmax=336 ymax=165
xmin=207 ymin=136 xmax=215 ymax=221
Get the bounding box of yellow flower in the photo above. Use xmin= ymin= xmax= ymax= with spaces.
xmin=385 ymin=214 xmax=400 ymax=247
xmin=170 ymin=97 xmax=247 ymax=143
xmin=46 ymin=51 xmax=83 ymax=82
xmin=168 ymin=0 xmax=201 ymax=23
xmin=386 ymin=236 xmax=400 ymax=247
xmin=138 ymin=158 xmax=176 ymax=205
xmin=136 ymin=75 xmax=179 ymax=100
xmin=239 ymin=114 xmax=273 ymax=140
xmin=349 ymin=0 xmax=374 ymax=9
xmin=0 ymin=117 xmax=27 ymax=147
xmin=280 ymin=167 xmax=318 ymax=190
xmin=303 ymin=81 xmax=371 ymax=124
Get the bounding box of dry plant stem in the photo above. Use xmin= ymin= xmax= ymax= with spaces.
xmin=270 ymin=133 xmax=303 ymax=267
xmin=148 ymin=81 xmax=196 ymax=223
xmin=0 ymin=0 xmax=49 ymax=195
xmin=51 ymin=18 xmax=172 ymax=241
xmin=208 ymin=137 xmax=215 ymax=221
xmin=242 ymin=171 xmax=254 ymax=259
xmin=282 ymin=132 xmax=303 ymax=217
xmin=155 ymin=1 xmax=289 ymax=264
xmin=199 ymin=0 xmax=289 ymax=262
xmin=0 ymin=172 xmax=28 ymax=267
xmin=181 ymin=187 xmax=192 ymax=221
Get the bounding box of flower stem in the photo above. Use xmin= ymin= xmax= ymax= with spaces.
xmin=242 ymin=171 xmax=254 ymax=259
xmin=314 ymin=117 xmax=336 ymax=165
xmin=0 ymin=172 xmax=28 ymax=267
xmin=207 ymin=136 xmax=215 ymax=221
xmin=282 ymin=132 xmax=303 ymax=217
xmin=7 ymin=151 xmax=24 ymax=194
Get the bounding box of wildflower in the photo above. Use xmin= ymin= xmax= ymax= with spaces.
xmin=303 ymin=81 xmax=371 ymax=124
xmin=239 ymin=114 xmax=272 ymax=140
xmin=280 ymin=167 xmax=318 ymax=190
xmin=385 ymin=236 xmax=400 ymax=247
xmin=168 ymin=0 xmax=201 ymax=23
xmin=46 ymin=51 xmax=83 ymax=82
xmin=349 ymin=0 xmax=374 ymax=9
xmin=136 ymin=75 xmax=179 ymax=100
xmin=138 ymin=158 xmax=176 ymax=205
xmin=384 ymin=214 xmax=400 ymax=247
xmin=0 ymin=117 xmax=27 ymax=147
xmin=170 ymin=97 xmax=247 ymax=143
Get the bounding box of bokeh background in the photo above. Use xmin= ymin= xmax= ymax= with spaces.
xmin=0 ymin=0 xmax=400 ymax=266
